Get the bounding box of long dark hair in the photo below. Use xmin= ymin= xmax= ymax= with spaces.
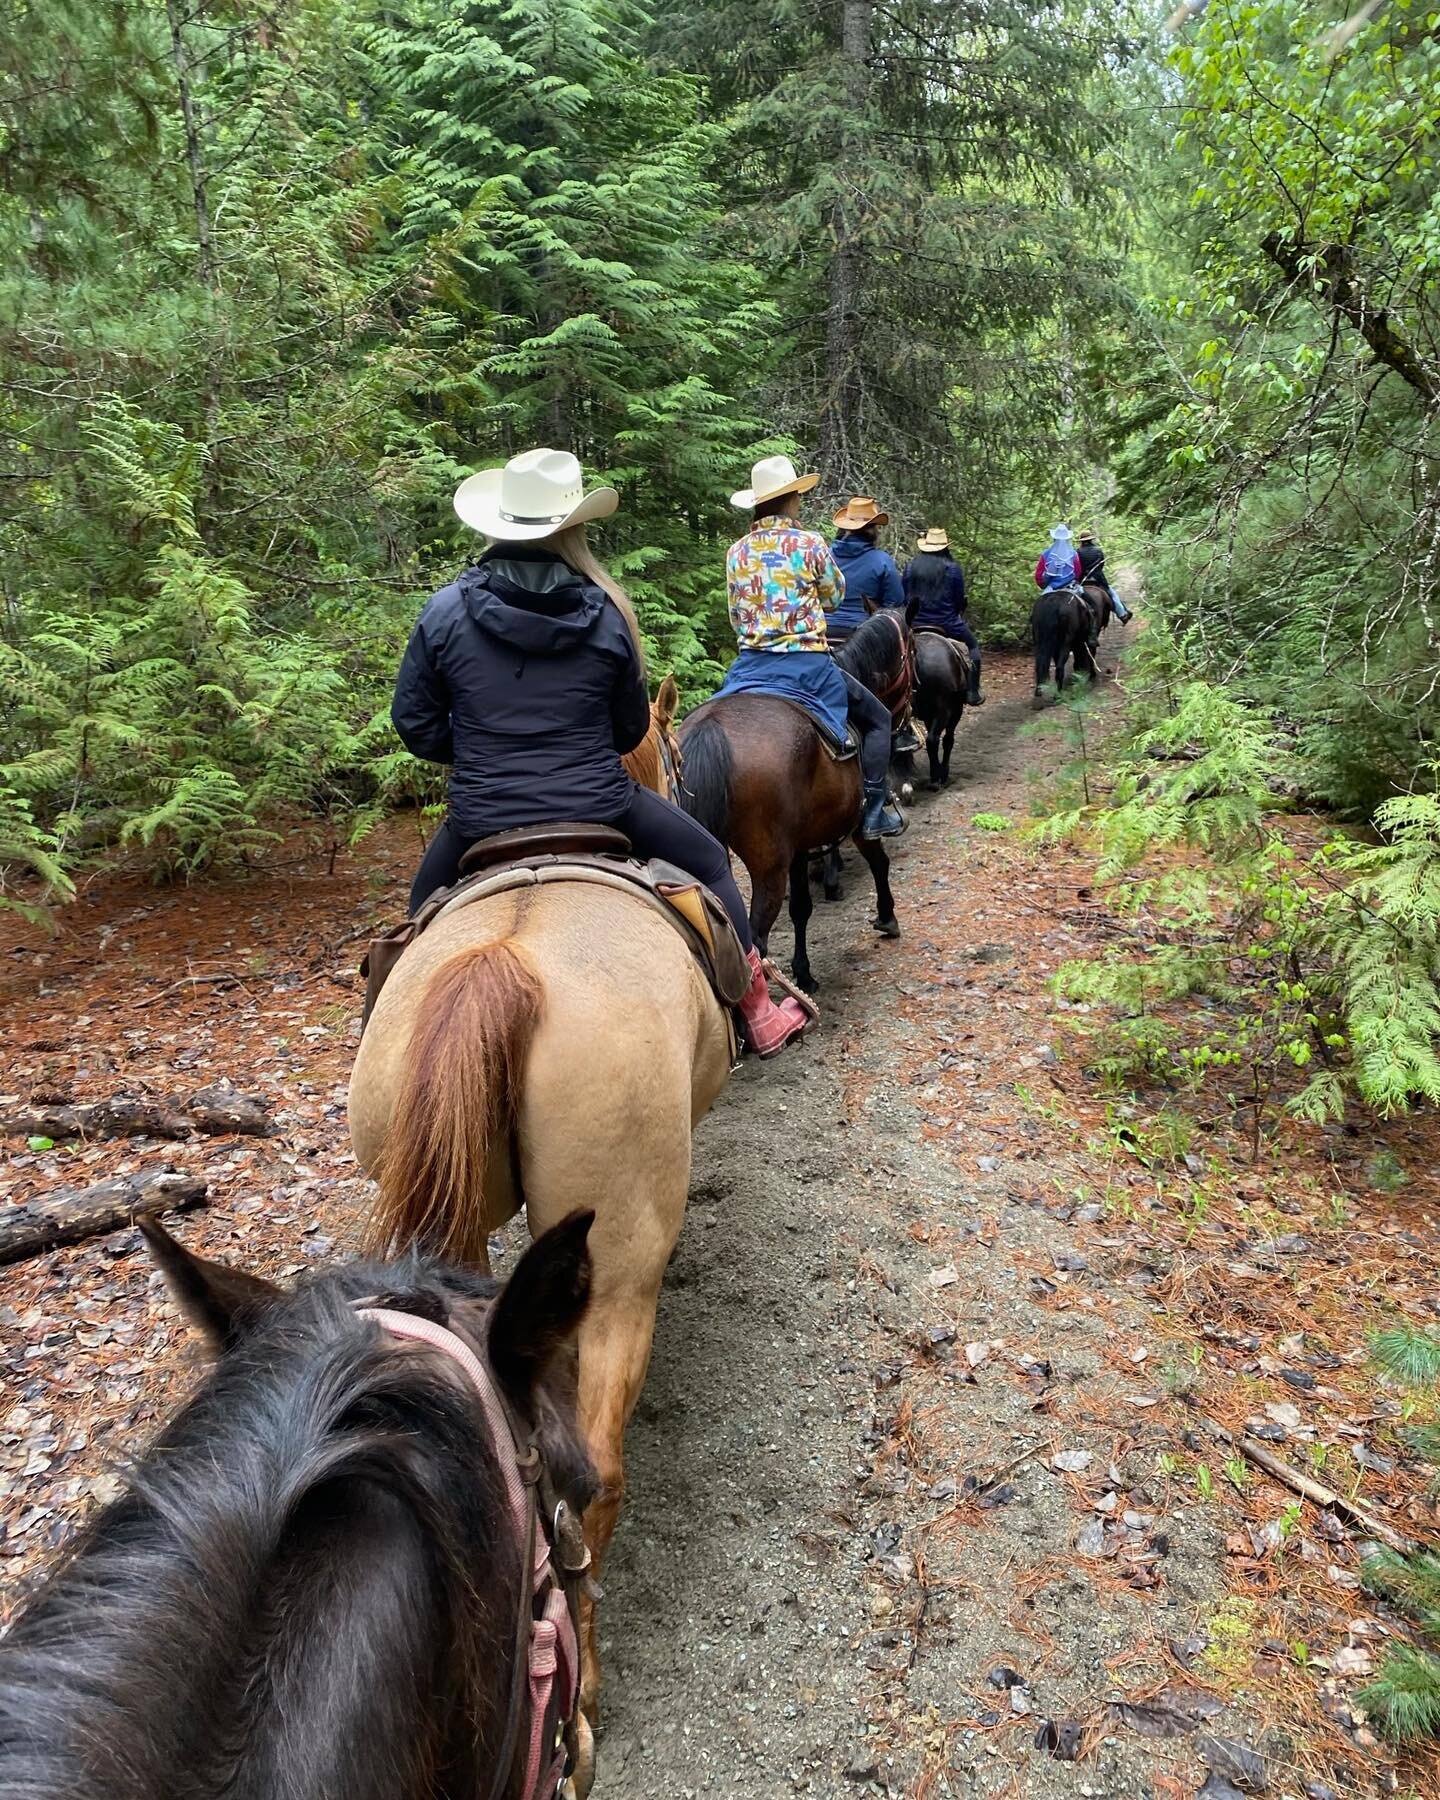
xmin=905 ymin=550 xmax=952 ymax=611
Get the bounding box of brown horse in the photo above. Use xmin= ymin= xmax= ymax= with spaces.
xmin=0 ymin=1213 xmax=599 ymax=1800
xmin=678 ymin=609 xmax=914 ymax=993
xmin=348 ymin=685 xmax=728 ymax=1794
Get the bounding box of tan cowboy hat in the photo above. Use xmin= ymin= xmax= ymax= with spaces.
xmin=832 ymin=495 xmax=889 ymax=531
xmin=916 ymin=527 xmax=950 ymax=552
xmin=730 ymin=454 xmax=820 ymax=512
xmin=1078 ymin=529 xmax=1097 ymax=544
xmin=454 ymin=448 xmax=619 ymax=542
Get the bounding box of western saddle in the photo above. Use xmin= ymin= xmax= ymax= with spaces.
xmin=360 ymin=822 xmax=753 ymax=1035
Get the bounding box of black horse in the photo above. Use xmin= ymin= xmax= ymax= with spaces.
xmin=0 ymin=1213 xmax=600 ymax=1800
xmin=907 ymin=630 xmax=970 ymax=788
xmin=1031 ymin=584 xmax=1100 ymax=705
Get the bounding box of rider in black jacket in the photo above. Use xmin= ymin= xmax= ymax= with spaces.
xmin=392 ymin=448 xmax=809 ymax=1056
xmin=1076 ymin=531 xmax=1132 ymax=623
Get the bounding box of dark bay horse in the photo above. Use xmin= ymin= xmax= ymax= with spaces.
xmin=679 ymin=608 xmax=915 ymax=992
xmin=0 ymin=1213 xmax=600 ymax=1800
xmin=1030 ymin=584 xmax=1100 ymax=705
xmin=908 ymin=630 xmax=970 ymax=788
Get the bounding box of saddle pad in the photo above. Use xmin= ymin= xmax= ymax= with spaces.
xmin=360 ymin=854 xmax=749 ymax=1048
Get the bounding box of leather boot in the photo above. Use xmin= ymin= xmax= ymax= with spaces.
xmin=861 ymin=780 xmax=907 ymax=839
xmin=737 ymin=947 xmax=810 ymax=1058
xmin=967 ymin=666 xmax=986 ymax=706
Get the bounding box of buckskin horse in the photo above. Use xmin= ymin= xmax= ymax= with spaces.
xmin=347 ymin=682 xmax=728 ymax=1792
xmin=1030 ymin=584 xmax=1100 ymax=705
xmin=0 ymin=1212 xmax=600 ymax=1800
xmin=678 ymin=605 xmax=915 ymax=993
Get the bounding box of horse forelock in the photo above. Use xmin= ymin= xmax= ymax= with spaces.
xmin=0 ymin=1268 xmax=544 ymax=1800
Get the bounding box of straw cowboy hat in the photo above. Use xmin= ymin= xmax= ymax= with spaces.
xmin=915 ymin=527 xmax=950 ymax=552
xmin=730 ymin=454 xmax=820 ymax=512
xmin=1078 ymin=529 xmax=1097 ymax=544
xmin=832 ymin=494 xmax=889 ymax=531
xmin=453 ymin=448 xmax=618 ymax=542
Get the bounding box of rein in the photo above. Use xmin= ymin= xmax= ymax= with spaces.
xmin=356 ymin=1307 xmax=591 ymax=1800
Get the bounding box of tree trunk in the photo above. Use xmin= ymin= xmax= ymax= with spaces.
xmin=817 ymin=0 xmax=873 ymax=495
xmin=165 ymin=0 xmax=222 ymax=509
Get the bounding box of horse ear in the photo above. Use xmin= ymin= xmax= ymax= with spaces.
xmin=863 ymin=594 xmax=880 ymax=616
xmin=904 ymin=596 xmax=920 ymax=629
xmin=140 ymin=1216 xmax=282 ymax=1354
xmin=656 ymin=673 xmax=679 ymax=727
xmin=488 ymin=1210 xmax=594 ymax=1404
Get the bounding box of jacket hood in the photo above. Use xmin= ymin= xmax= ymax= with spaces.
xmin=831 ymin=535 xmax=883 ymax=566
xmin=460 ymin=556 xmax=606 ymax=655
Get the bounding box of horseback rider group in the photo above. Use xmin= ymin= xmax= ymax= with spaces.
xmin=391 ymin=444 xmax=1131 ymax=1065
xmin=1035 ymin=521 xmax=1132 ymax=624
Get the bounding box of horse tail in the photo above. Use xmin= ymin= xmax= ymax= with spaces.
xmin=367 ymin=939 xmax=542 ymax=1263
xmin=678 ymin=711 xmax=734 ymax=843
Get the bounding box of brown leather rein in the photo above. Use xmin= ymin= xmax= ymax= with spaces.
xmin=355 ymin=1306 xmax=592 ymax=1800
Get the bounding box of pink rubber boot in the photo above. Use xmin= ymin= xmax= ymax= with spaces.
xmin=737 ymin=947 xmax=812 ymax=1058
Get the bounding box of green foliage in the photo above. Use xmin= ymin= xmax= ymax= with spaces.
xmin=1100 ymin=0 xmax=1440 ymax=816
xmin=1044 ymin=682 xmax=1440 ymax=1138
xmin=1358 ymin=1353 xmax=1440 ymax=1746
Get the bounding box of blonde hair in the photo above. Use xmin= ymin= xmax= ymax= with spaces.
xmin=544 ymin=523 xmax=647 ymax=674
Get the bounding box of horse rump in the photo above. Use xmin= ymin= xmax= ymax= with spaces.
xmin=369 ymin=938 xmax=543 ymax=1263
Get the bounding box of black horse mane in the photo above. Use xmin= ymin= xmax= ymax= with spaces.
xmin=0 ymin=1255 xmax=583 ymax=1800
xmin=834 ymin=608 xmax=904 ymax=690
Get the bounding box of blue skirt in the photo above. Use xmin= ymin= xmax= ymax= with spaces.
xmin=716 ymin=648 xmax=850 ymax=744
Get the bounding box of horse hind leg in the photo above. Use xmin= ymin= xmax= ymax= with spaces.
xmin=822 ymin=843 xmax=842 ymax=902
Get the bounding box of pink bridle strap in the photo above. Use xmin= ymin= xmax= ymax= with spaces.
xmin=356 ymin=1307 xmax=582 ymax=1800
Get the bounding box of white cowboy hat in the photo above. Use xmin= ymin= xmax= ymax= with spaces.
xmin=730 ymin=454 xmax=820 ymax=512
xmin=916 ymin=527 xmax=950 ymax=552
xmin=1049 ymin=522 xmax=1075 ymax=541
xmin=453 ymin=448 xmax=619 ymax=542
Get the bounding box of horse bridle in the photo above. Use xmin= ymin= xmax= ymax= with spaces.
xmin=873 ymin=610 xmax=916 ymax=720
xmin=356 ymin=1306 xmax=591 ymax=1800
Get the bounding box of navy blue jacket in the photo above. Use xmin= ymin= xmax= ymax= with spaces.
xmin=391 ymin=550 xmax=649 ymax=837
xmin=828 ymin=535 xmax=905 ymax=637
xmin=903 ymin=551 xmax=968 ymax=636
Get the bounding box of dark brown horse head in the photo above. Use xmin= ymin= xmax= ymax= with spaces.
xmin=0 ymin=1214 xmax=598 ymax=1800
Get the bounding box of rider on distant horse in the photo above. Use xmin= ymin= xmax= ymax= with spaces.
xmin=391 ymin=447 xmax=808 ymax=1055
xmin=1077 ymin=529 xmax=1132 ymax=623
xmin=904 ymin=527 xmax=986 ymax=707
xmin=1035 ymin=522 xmax=1083 ymax=592
xmin=721 ymin=456 xmax=905 ymax=840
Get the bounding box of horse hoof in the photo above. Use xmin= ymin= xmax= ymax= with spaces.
xmin=1031 ymin=695 xmax=1046 ymax=711
xmin=871 ymin=916 xmax=901 ymax=939
xmin=823 ymin=885 xmax=841 ymax=903
xmin=793 ymin=964 xmax=818 ymax=994
xmin=925 ymin=780 xmax=940 ymax=793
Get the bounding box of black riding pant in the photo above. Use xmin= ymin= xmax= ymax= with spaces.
xmin=839 ymin=671 xmax=892 ymax=787
xmin=408 ymin=786 xmax=754 ymax=952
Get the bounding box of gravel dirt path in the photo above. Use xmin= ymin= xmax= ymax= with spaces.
xmin=4 ymin=627 xmax=1438 ymax=1799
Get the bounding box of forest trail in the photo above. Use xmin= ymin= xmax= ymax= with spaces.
xmin=3 ymin=635 xmax=1437 ymax=1798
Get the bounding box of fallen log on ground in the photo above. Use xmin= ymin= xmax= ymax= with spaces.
xmin=0 ymin=1169 xmax=208 ymax=1265
xmin=2 ymin=1084 xmax=270 ymax=1144
xmin=1192 ymin=1409 xmax=1416 ymax=1556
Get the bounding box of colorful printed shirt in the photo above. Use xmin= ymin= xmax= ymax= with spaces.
xmin=725 ymin=516 xmax=844 ymax=654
